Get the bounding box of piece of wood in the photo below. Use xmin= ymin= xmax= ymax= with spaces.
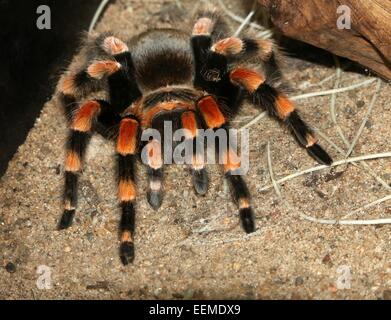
xmin=258 ymin=0 xmax=391 ymax=80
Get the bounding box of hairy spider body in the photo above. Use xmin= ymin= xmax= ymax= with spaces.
xmin=56 ymin=8 xmax=332 ymax=265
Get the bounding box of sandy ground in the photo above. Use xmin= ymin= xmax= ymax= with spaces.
xmin=0 ymin=0 xmax=390 ymax=299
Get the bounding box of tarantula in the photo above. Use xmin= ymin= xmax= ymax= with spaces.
xmin=56 ymin=8 xmax=332 ymax=265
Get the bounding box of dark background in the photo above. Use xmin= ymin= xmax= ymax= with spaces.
xmin=0 ymin=0 xmax=103 ymax=177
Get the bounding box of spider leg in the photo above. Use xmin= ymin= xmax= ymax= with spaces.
xmin=58 ymin=34 xmax=143 ymax=237
xmin=98 ymin=36 xmax=142 ymax=113
xmin=116 ymin=115 xmax=140 ymax=265
xmin=223 ymin=152 xmax=255 ymax=233
xmin=191 ymin=12 xmax=244 ymax=111
xmin=191 ymin=11 xmax=220 ymax=89
xmin=202 ymin=32 xmax=332 ymax=164
xmin=191 ymin=10 xmax=229 ymax=82
xmin=197 ymin=95 xmax=256 ymax=233
xmin=59 ymin=99 xmax=109 ymax=229
xmin=229 ymin=67 xmax=333 ymax=165
xmin=57 ymin=34 xmax=142 ymax=118
xmin=181 ymin=110 xmax=209 ymax=195
xmin=211 ymin=36 xmax=281 ymax=80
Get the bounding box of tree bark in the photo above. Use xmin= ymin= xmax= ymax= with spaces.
xmin=258 ymin=0 xmax=391 ymax=80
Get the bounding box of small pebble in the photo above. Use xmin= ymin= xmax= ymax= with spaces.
xmin=365 ymin=121 xmax=373 ymax=129
xmin=64 ymin=246 xmax=71 ymax=253
xmin=86 ymin=232 xmax=94 ymax=241
xmin=5 ymin=262 xmax=16 ymax=273
xmin=295 ymin=276 xmax=304 ymax=286
xmin=154 ymin=288 xmax=163 ymax=297
xmin=322 ymin=253 xmax=332 ymax=265
xmin=356 ymin=100 xmax=365 ymax=108
xmin=233 ymin=263 xmax=241 ymax=271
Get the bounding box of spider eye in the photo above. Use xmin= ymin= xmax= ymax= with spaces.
xmin=202 ymin=68 xmax=221 ymax=82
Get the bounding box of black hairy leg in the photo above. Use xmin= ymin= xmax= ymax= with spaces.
xmin=191 ymin=8 xmax=244 ymax=110
xmin=196 ymin=95 xmax=256 ymax=232
xmin=145 ymin=138 xmax=164 ymax=211
xmin=229 ymin=67 xmax=332 ymax=165
xmin=57 ymin=34 xmax=142 ymax=119
xmin=181 ymin=110 xmax=209 ymax=195
xmin=116 ymin=115 xmax=140 ymax=264
xmin=198 ymin=30 xmax=332 ymax=165
xmin=59 ymin=100 xmax=103 ymax=229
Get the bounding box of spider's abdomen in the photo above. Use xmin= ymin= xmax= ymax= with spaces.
xmin=131 ymin=29 xmax=193 ymax=91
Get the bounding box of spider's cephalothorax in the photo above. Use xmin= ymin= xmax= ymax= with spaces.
xmin=56 ymin=8 xmax=333 ymax=265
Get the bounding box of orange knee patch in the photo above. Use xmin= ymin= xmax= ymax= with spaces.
xmin=87 ymin=60 xmax=121 ymax=79
xmin=71 ymin=101 xmax=101 ymax=132
xmin=64 ymin=200 xmax=75 ymax=211
xmin=102 ymin=36 xmax=129 ymax=55
xmin=198 ymin=96 xmax=226 ymax=129
xmin=118 ymin=179 xmax=137 ymax=202
xmin=212 ymin=37 xmax=244 ymax=55
xmin=257 ymin=39 xmax=274 ymax=60
xmin=121 ymin=230 xmax=133 ymax=243
xmin=60 ymin=75 xmax=76 ymax=95
xmin=276 ymin=96 xmax=295 ymax=119
xmin=181 ymin=111 xmax=198 ymax=139
xmin=193 ymin=17 xmax=213 ymax=35
xmin=239 ymin=197 xmax=250 ymax=209
xmin=230 ymin=68 xmax=265 ymax=93
xmin=146 ymin=139 xmax=163 ymax=169
xmin=305 ymin=133 xmax=317 ymax=147
xmin=222 ymin=148 xmax=241 ymax=172
xmin=117 ymin=118 xmax=139 ymax=155
xmin=149 ymin=179 xmax=162 ymax=191
xmin=65 ymin=150 xmax=81 ymax=172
